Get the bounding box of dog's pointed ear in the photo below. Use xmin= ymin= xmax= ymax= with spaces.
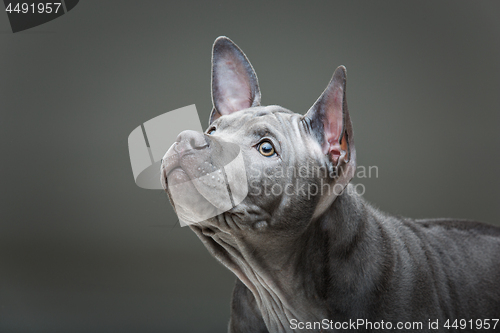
xmin=209 ymin=36 xmax=261 ymax=125
xmin=304 ymin=66 xmax=356 ymax=175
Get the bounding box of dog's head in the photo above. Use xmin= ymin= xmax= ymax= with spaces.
xmin=161 ymin=36 xmax=356 ymax=245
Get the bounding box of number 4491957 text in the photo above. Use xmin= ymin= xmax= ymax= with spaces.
xmin=5 ymin=3 xmax=62 ymax=14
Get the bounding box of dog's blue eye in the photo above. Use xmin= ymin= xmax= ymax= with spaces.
xmin=258 ymin=141 xmax=275 ymax=157
xmin=208 ymin=128 xmax=216 ymax=135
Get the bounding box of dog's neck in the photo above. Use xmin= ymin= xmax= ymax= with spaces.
xmin=195 ymin=185 xmax=390 ymax=332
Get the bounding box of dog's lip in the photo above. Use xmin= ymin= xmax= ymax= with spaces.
xmin=161 ymin=152 xmax=181 ymax=191
xmin=167 ymin=166 xmax=186 ymax=178
xmin=162 ymin=151 xmax=181 ymax=177
xmin=161 ymin=164 xmax=188 ymax=191
xmin=161 ymin=157 xmax=197 ymax=191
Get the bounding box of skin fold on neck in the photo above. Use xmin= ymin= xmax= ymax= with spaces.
xmin=191 ymin=185 xmax=391 ymax=332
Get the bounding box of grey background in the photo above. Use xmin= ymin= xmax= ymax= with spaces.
xmin=0 ymin=1 xmax=499 ymax=332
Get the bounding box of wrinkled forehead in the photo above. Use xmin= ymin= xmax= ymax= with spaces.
xmin=212 ymin=105 xmax=303 ymax=140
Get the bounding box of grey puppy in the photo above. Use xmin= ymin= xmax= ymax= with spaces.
xmin=161 ymin=37 xmax=500 ymax=333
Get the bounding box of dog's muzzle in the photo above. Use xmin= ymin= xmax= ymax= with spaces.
xmin=161 ymin=131 xmax=249 ymax=226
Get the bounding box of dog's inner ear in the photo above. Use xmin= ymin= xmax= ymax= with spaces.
xmin=210 ymin=37 xmax=261 ymax=124
xmin=304 ymin=66 xmax=350 ymax=166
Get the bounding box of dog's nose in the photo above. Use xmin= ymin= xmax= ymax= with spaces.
xmin=175 ymin=130 xmax=208 ymax=153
